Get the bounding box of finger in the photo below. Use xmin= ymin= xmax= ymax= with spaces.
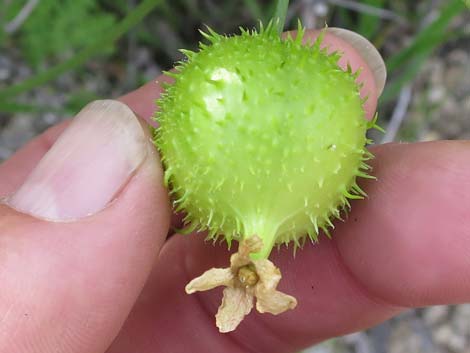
xmin=0 ymin=83 xmax=184 ymax=236
xmin=0 ymin=100 xmax=171 ymax=353
xmin=106 ymin=140 xmax=470 ymax=353
xmin=336 ymin=140 xmax=470 ymax=307
xmin=0 ymin=76 xmax=171 ymax=196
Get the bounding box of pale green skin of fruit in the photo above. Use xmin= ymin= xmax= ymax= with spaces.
xmin=155 ymin=26 xmax=374 ymax=259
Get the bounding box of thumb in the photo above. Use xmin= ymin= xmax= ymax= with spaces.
xmin=0 ymin=100 xmax=170 ymax=352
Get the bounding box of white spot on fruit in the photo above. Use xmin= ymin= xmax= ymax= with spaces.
xmin=210 ymin=68 xmax=242 ymax=84
xmin=203 ymin=92 xmax=225 ymax=120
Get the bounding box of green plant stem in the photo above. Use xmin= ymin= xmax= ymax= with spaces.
xmin=0 ymin=0 xmax=163 ymax=101
xmin=273 ymin=0 xmax=289 ymax=35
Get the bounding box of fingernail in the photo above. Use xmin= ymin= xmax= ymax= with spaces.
xmin=328 ymin=28 xmax=387 ymax=96
xmin=7 ymin=100 xmax=147 ymax=221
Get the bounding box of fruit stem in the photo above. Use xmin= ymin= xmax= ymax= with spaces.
xmin=273 ymin=0 xmax=290 ymax=35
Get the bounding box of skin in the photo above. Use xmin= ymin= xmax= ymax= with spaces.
xmin=0 ymin=30 xmax=469 ymax=353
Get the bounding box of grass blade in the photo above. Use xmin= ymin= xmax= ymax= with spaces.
xmin=385 ymin=0 xmax=465 ymax=73
xmin=0 ymin=101 xmax=61 ymax=114
xmin=382 ymin=0 xmax=466 ymax=102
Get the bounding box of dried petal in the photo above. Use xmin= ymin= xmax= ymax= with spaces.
xmin=252 ymin=259 xmax=282 ymax=289
xmin=255 ymin=289 xmax=297 ymax=314
xmin=253 ymin=258 xmax=298 ymax=314
xmin=185 ymin=268 xmax=233 ymax=294
xmin=216 ymin=286 xmax=254 ymax=333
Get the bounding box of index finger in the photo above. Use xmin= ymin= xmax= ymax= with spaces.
xmin=107 ymin=140 xmax=470 ymax=353
xmin=0 ymin=74 xmax=172 ymax=196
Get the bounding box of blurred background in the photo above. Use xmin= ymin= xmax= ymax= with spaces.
xmin=0 ymin=0 xmax=469 ymax=352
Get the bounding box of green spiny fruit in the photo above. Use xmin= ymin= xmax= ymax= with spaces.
xmin=155 ymin=22 xmax=377 ymax=260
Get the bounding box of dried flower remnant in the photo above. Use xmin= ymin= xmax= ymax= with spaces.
xmin=186 ymin=236 xmax=297 ymax=332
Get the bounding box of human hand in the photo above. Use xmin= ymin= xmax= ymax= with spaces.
xmin=1 ymin=29 xmax=469 ymax=353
